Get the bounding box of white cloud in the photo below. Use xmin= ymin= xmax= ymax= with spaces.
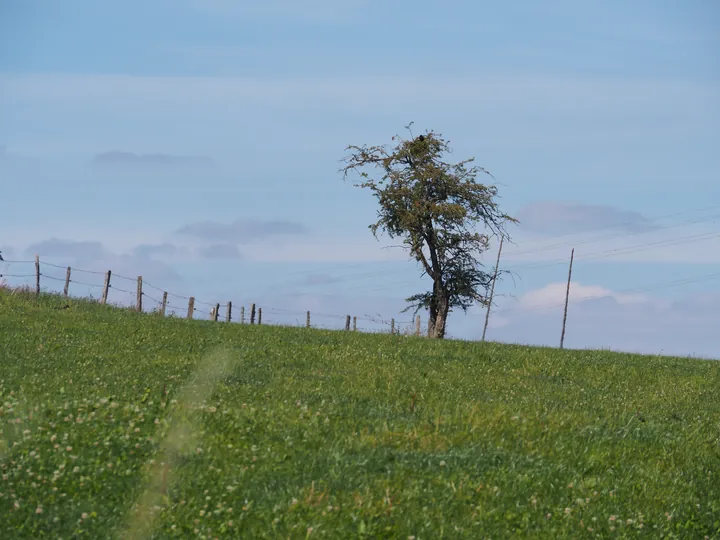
xmin=482 ymin=282 xmax=720 ymax=359
xmin=514 ymin=282 xmax=649 ymax=313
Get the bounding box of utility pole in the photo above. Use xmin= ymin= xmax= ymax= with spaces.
xmin=482 ymin=235 xmax=504 ymax=342
xmin=560 ymin=248 xmax=575 ymax=349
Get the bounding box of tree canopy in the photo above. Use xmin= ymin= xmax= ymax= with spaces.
xmin=341 ymin=123 xmax=517 ymax=338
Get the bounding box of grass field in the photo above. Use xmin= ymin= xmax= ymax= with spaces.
xmin=0 ymin=289 xmax=719 ymax=539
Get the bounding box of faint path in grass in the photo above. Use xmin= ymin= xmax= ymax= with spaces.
xmin=122 ymin=347 xmax=235 ymax=540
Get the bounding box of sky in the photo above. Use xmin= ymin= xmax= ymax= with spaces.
xmin=1 ymin=0 xmax=719 ymax=358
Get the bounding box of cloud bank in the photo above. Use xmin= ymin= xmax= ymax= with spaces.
xmin=198 ymin=244 xmax=243 ymax=259
xmin=515 ymin=202 xmax=654 ymax=235
xmin=175 ymin=219 xmax=309 ymax=244
xmin=26 ymin=238 xmax=106 ymax=260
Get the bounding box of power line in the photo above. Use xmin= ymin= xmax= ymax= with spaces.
xmin=505 ymin=230 xmax=720 ymax=272
xmin=503 ymin=211 xmax=720 ymax=259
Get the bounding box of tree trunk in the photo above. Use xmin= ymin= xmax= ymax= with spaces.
xmin=428 ymin=282 xmax=450 ymax=339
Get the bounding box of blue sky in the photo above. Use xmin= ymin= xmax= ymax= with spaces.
xmin=1 ymin=0 xmax=719 ymax=358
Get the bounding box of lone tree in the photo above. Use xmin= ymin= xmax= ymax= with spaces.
xmin=341 ymin=123 xmax=516 ymax=339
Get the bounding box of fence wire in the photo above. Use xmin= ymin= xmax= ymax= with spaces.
xmin=3 ymin=251 xmax=720 ymax=339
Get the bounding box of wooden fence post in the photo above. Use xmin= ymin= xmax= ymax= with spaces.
xmin=482 ymin=235 xmax=504 ymax=342
xmin=306 ymin=311 xmax=310 ymax=328
xmin=136 ymin=276 xmax=143 ymax=312
xmin=35 ymin=255 xmax=40 ymax=296
xmin=345 ymin=315 xmax=351 ymax=330
xmin=560 ymin=248 xmax=575 ymax=349
xmin=258 ymin=308 xmax=262 ymax=325
xmin=213 ymin=303 xmax=220 ymax=322
xmin=391 ymin=318 xmax=395 ymax=335
xmin=415 ymin=315 xmax=420 ymax=336
xmin=161 ymin=292 xmax=168 ymax=316
xmin=226 ymin=301 xmax=232 ymax=322
xmin=250 ymin=303 xmax=256 ymax=324
xmin=100 ymin=270 xmax=111 ymax=304
xmin=353 ymin=316 xmax=357 ymax=331
xmin=240 ymin=306 xmax=245 ymax=324
xmin=63 ymin=267 xmax=71 ymax=297
xmin=187 ymin=297 xmax=195 ymax=319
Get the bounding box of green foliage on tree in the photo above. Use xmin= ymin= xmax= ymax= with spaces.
xmin=341 ymin=123 xmax=517 ymax=339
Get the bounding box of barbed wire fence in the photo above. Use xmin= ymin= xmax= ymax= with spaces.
xmin=2 ymin=247 xmax=719 ymax=345
xmin=1 ymin=203 xmax=719 ymax=344
xmin=0 ymin=255 xmax=423 ymax=336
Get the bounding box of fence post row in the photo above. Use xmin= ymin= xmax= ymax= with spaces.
xmin=101 ymin=270 xmax=111 ymax=305
xmin=63 ymin=267 xmax=71 ymax=297
xmin=136 ymin=276 xmax=143 ymax=312
xmin=23 ymin=257 xmax=546 ymax=340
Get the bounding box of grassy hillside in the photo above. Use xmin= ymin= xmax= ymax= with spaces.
xmin=0 ymin=290 xmax=719 ymax=539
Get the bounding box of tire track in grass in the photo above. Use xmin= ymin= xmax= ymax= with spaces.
xmin=123 ymin=347 xmax=235 ymax=539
